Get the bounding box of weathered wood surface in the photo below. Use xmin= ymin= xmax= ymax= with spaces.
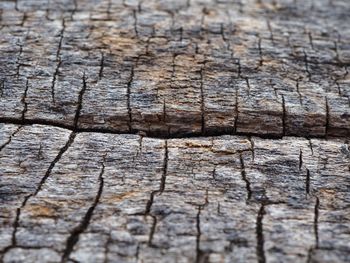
xmin=1 ymin=124 xmax=350 ymax=262
xmin=0 ymin=0 xmax=349 ymax=137
xmin=1 ymin=0 xmax=350 ymax=263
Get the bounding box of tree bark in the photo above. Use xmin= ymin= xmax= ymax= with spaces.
xmin=0 ymin=0 xmax=349 ymax=262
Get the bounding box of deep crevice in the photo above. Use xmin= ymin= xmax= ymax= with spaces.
xmin=303 ymin=50 xmax=312 ymax=80
xmin=1 ymin=116 xmax=346 ymax=140
xmin=296 ymin=78 xmax=303 ymax=105
xmin=239 ymin=153 xmax=252 ymax=200
xmin=314 ymin=197 xmax=320 ymax=249
xmin=195 ymin=192 xmax=209 ymax=263
xmin=99 ymin=52 xmax=104 ymax=80
xmin=0 ymin=126 xmax=22 ymax=152
xmin=126 ymin=61 xmax=137 ymax=133
xmin=0 ymin=130 xmax=75 ymax=259
xmin=200 ymin=62 xmax=206 ymax=135
xmin=248 ymin=136 xmax=255 ymax=160
xmin=21 ymin=79 xmax=29 ymax=121
xmin=256 ymin=204 xmax=266 ymax=263
xmin=147 ymin=215 xmax=157 ymax=246
xmin=234 ymin=79 xmax=239 ymax=133
xmin=306 ymin=168 xmax=311 ymax=195
xmin=281 ymin=94 xmax=286 ymax=136
xmin=308 ymin=139 xmax=314 ymax=155
xmin=132 ymin=9 xmax=138 ymax=37
xmin=73 ymin=73 xmax=87 ymax=130
xmin=61 ymin=162 xmax=105 ymax=262
xmin=257 ymin=35 xmax=263 ymax=67
xmin=136 ymin=141 xmax=168 ymax=245
xmin=51 ymin=19 xmax=66 ymax=103
xmin=34 ymin=132 xmax=76 ymax=196
xmin=144 ymin=140 xmax=168 ymax=215
xmin=325 ymin=97 xmax=329 ymax=138
xmin=195 ymin=206 xmax=204 ymax=263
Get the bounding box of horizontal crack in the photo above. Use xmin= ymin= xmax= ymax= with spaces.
xmin=0 ymin=117 xmax=346 ymax=140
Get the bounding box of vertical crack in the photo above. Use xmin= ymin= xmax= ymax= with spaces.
xmin=70 ymin=0 xmax=78 ymax=20
xmin=237 ymin=58 xmax=242 ymax=78
xmin=333 ymin=40 xmax=340 ymax=63
xmin=211 ymin=165 xmax=217 ymax=180
xmin=308 ymin=31 xmax=314 ymax=50
xmin=195 ymin=206 xmax=205 ymax=263
xmin=308 ymin=139 xmax=314 ymax=155
xmin=51 ymin=60 xmax=62 ymax=103
xmin=334 ymin=79 xmax=341 ymax=96
xmin=303 ymin=50 xmax=312 ymax=80
xmin=220 ymin=23 xmax=231 ymax=53
xmin=106 ymin=0 xmax=112 ymax=19
xmin=21 ymin=79 xmax=29 ymax=121
xmin=14 ymin=0 xmax=19 ymax=11
xmin=138 ymin=0 xmax=143 ymax=12
xmin=15 ymin=40 xmax=23 ymax=79
xmin=0 ymin=126 xmax=22 ymax=153
xmin=281 ymin=94 xmax=286 ymax=136
xmin=296 ymin=78 xmax=303 ymax=105
xmin=0 ymin=130 xmax=76 ymax=258
xmin=269 ymin=80 xmax=278 ymax=98
xmin=239 ymin=153 xmax=252 ymax=200
xmin=248 ymin=136 xmax=255 ymax=161
xmin=234 ymin=79 xmax=239 ymax=133
xmin=73 ymin=73 xmax=87 ymax=131
xmin=99 ymin=52 xmax=104 ymax=80
xmin=200 ymin=62 xmax=206 ymax=135
xmin=266 ymin=20 xmax=274 ymax=45
xmin=0 ymin=78 xmax=5 ymax=97
xmin=299 ymin=149 xmax=303 ymax=170
xmin=196 ymin=191 xmax=209 ymax=263
xmin=51 ymin=19 xmax=66 ymax=103
xmin=148 ymin=215 xmax=157 ymax=246
xmin=256 ymin=204 xmax=266 ymax=263
xmin=34 ymin=132 xmax=76 ymax=196
xmin=306 ymin=247 xmax=314 ymax=263
xmin=314 ymin=197 xmax=320 ymax=249
xmin=160 ymin=140 xmax=168 ymax=193
xmin=257 ymin=35 xmax=263 ymax=67
xmin=171 ymin=53 xmax=177 ymax=79
xmin=306 ymin=168 xmax=311 ymax=195
xmin=325 ymin=97 xmax=329 ymax=138
xmin=133 ymin=9 xmax=138 ymax=37
xmin=143 ymin=141 xmax=168 ymax=245
xmin=0 ymin=195 xmax=27 ymax=260
xmin=245 ymin=77 xmax=251 ymax=97
xmin=135 ymin=244 xmax=140 ymax=263
xmin=103 ymin=233 xmax=111 ymax=263
xmin=127 ymin=65 xmax=135 ymax=132
xmin=61 ymin=161 xmax=105 ymax=262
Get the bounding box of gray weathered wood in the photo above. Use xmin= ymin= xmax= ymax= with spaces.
xmin=1 ymin=124 xmax=350 ymax=262
xmin=1 ymin=0 xmax=350 ymax=262
xmin=0 ymin=0 xmax=349 ymax=137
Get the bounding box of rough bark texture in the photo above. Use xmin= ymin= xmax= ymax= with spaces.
xmin=0 ymin=0 xmax=350 ymax=262
xmin=1 ymin=0 xmax=350 ymax=137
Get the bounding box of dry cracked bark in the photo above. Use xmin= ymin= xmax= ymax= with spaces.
xmin=1 ymin=0 xmax=350 ymax=263
xmin=1 ymin=124 xmax=350 ymax=262
xmin=1 ymin=0 xmax=350 ymax=137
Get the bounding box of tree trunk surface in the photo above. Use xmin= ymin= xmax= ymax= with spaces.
xmin=0 ymin=0 xmax=349 ymax=262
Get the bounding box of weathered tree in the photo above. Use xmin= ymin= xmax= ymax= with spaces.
xmin=0 ymin=0 xmax=349 ymax=262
